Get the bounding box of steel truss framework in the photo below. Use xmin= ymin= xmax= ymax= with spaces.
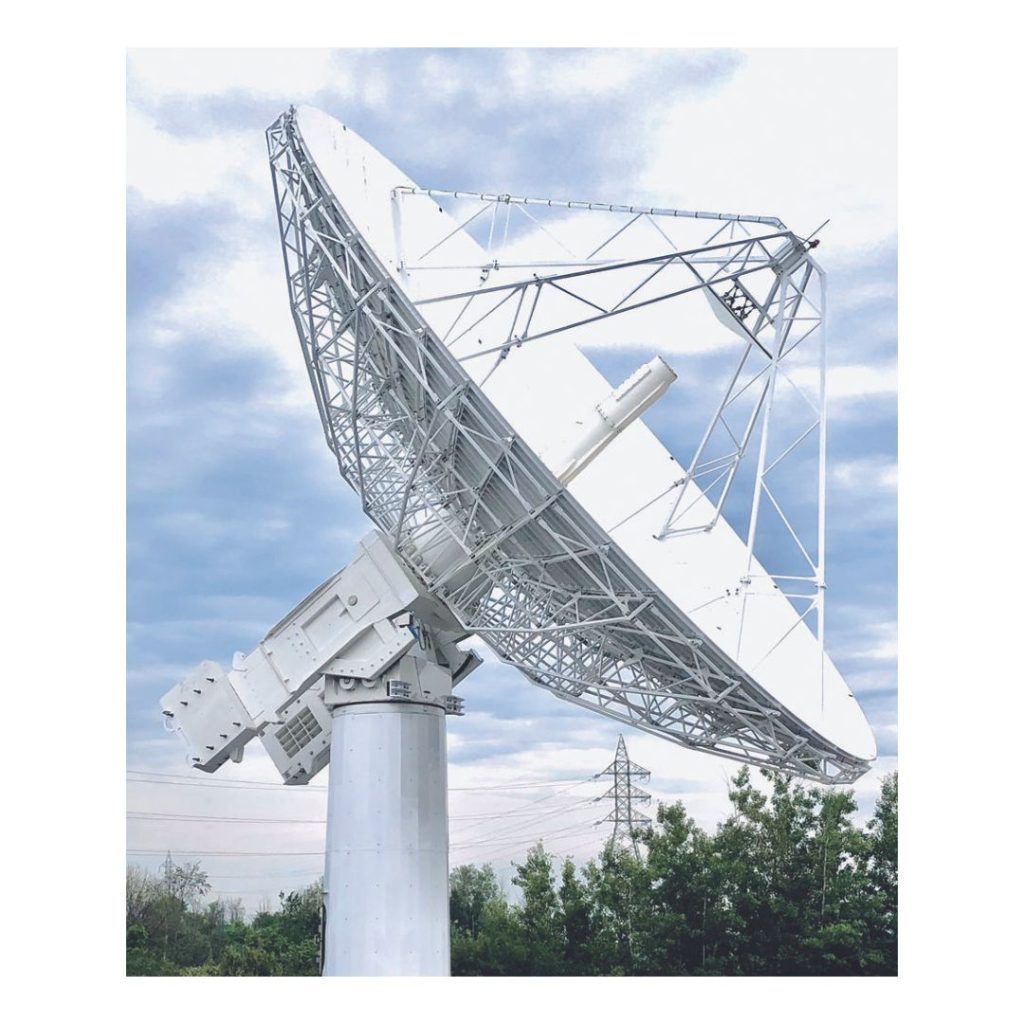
xmin=267 ymin=109 xmax=867 ymax=784
xmin=399 ymin=187 xmax=830 ymax=682
xmin=598 ymin=735 xmax=652 ymax=858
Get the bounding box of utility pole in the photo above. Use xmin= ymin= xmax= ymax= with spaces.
xmin=597 ymin=734 xmax=652 ymax=858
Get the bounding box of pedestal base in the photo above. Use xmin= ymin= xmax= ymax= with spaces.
xmin=322 ymin=701 xmax=450 ymax=976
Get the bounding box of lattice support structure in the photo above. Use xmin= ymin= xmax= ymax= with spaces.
xmin=598 ymin=735 xmax=652 ymax=858
xmin=402 ymin=190 xmax=831 ymax=701
xmin=266 ymin=108 xmax=868 ymax=784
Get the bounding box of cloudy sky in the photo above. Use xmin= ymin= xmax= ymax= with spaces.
xmin=127 ymin=47 xmax=896 ymax=909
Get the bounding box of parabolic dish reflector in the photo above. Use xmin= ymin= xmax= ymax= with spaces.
xmin=266 ymin=105 xmax=875 ymax=782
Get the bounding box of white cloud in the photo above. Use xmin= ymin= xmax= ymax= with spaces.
xmin=787 ymin=361 xmax=896 ymax=404
xmin=155 ymin=510 xmax=291 ymax=545
xmin=148 ymin=243 xmax=313 ymax=408
xmin=129 ymin=48 xmax=346 ymax=100
xmin=418 ymin=53 xmax=464 ymax=105
xmin=638 ymin=50 xmax=896 ymax=257
xmin=360 ymin=66 xmax=392 ymax=111
xmin=501 ymin=49 xmax=722 ymax=106
xmin=842 ymin=668 xmax=898 ymax=694
xmin=832 ymin=278 xmax=898 ymax=314
xmin=539 ymin=49 xmax=663 ymax=98
xmin=125 ymin=107 xmax=323 ymax=408
xmin=828 ymin=362 xmax=897 ymax=401
xmin=833 ymin=619 xmax=898 ymax=664
xmin=127 ymin=107 xmax=268 ymax=215
xmin=864 ymin=624 xmax=898 ymax=663
xmin=832 ymin=456 xmax=898 ymax=493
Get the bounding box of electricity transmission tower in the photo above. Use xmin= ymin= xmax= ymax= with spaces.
xmin=598 ymin=735 xmax=652 ymax=857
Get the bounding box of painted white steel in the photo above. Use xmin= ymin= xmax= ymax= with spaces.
xmin=294 ymin=107 xmax=875 ymax=762
xmin=323 ymin=702 xmax=450 ymax=976
xmin=544 ymin=356 xmax=677 ymax=484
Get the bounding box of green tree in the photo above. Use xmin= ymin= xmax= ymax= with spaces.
xmin=456 ymin=897 xmax=529 ymax=976
xmin=246 ymin=882 xmax=323 ymax=975
xmin=126 ymin=865 xmax=157 ymax=927
xmin=643 ymin=802 xmax=728 ymax=974
xmin=802 ymin=786 xmax=877 ymax=974
xmin=164 ymin=862 xmax=210 ymax=907
xmin=512 ymin=844 xmax=565 ymax=975
xmin=559 ymin=859 xmax=595 ymax=974
xmin=584 ymin=843 xmax=652 ymax=974
xmin=863 ymin=771 xmax=898 ymax=973
xmin=450 ymin=863 xmax=500 ymax=937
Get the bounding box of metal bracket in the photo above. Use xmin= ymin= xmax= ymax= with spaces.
xmin=161 ymin=530 xmax=481 ymax=784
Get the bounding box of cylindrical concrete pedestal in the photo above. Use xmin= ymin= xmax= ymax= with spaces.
xmin=322 ymin=701 xmax=450 ymax=976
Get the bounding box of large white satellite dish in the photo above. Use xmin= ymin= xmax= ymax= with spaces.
xmin=288 ymin=104 xmax=874 ymax=767
xmin=160 ymin=105 xmax=875 ymax=976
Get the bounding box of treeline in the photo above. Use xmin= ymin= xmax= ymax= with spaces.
xmin=453 ymin=769 xmax=897 ymax=975
xmin=126 ymin=769 xmax=896 ymax=976
xmin=127 ymin=861 xmax=322 ymax=975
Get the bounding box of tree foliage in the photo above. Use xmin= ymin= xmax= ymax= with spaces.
xmin=125 ymin=862 xmax=323 ymax=976
xmin=447 ymin=769 xmax=897 ymax=976
xmin=126 ymin=770 xmax=896 ymax=976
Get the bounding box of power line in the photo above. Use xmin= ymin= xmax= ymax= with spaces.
xmin=206 ymin=888 xmax=305 ymax=897
xmin=473 ymin=820 xmax=597 ymax=851
xmin=125 ymin=777 xmax=603 ymax=864
xmin=126 ymin=770 xmax=592 ymax=794
xmin=454 ymin=824 xmax=600 ymax=865
xmin=203 ymin=870 xmax=322 ymax=880
xmin=448 ymin=780 xmax=595 ymax=845
xmin=453 ymin=797 xmax=596 ymax=848
xmin=126 ymin=804 xmax=598 ymax=860
xmin=129 ymin=821 xmax=604 ymax=873
xmin=126 ymin=802 xmax=592 ymax=826
xmin=128 ymin=813 xmax=325 ymax=825
xmin=128 ymin=849 xmax=323 ymax=858
xmin=127 ymin=778 xmax=317 ymax=795
xmin=545 ymin=831 xmax=607 ymax=861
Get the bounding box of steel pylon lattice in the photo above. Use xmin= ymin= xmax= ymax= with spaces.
xmin=266 ymin=108 xmax=869 ymax=784
xmin=597 ymin=735 xmax=652 ymax=858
